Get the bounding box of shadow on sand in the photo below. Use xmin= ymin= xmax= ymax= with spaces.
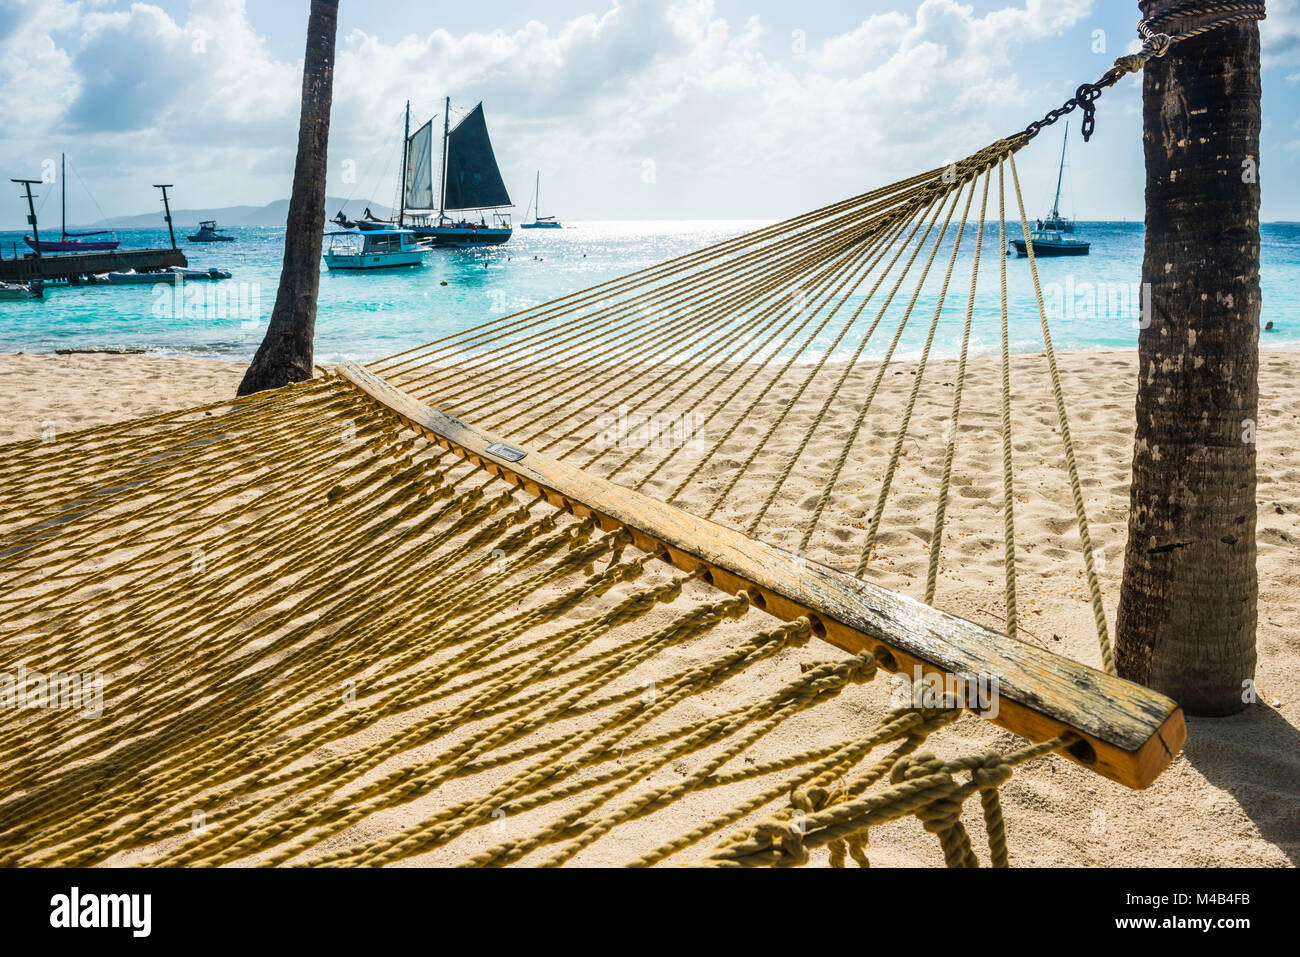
xmin=1181 ymin=702 xmax=1300 ymax=865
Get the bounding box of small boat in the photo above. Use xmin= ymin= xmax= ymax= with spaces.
xmin=25 ymin=235 xmax=120 ymax=253
xmin=0 ymin=280 xmax=43 ymax=300
xmin=324 ymin=229 xmax=431 ymax=270
xmin=103 ymin=271 xmax=169 ymax=284
xmin=24 ymin=154 xmax=121 ymax=253
xmin=332 ymin=210 xmax=407 ymax=234
xmin=1012 ymin=124 xmax=1090 ymax=258
xmin=521 ymin=171 xmax=562 ymax=229
xmin=188 ymin=221 xmax=236 ymax=243
xmin=176 ymin=267 xmax=232 ymax=281
xmin=106 ymin=267 xmax=233 ymax=285
xmin=356 ymin=212 xmax=392 ymax=232
xmin=333 ymin=210 xmax=375 ymax=230
xmin=341 ymin=100 xmax=514 ymax=248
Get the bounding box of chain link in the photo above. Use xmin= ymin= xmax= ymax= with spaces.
xmin=1019 ymin=0 xmax=1265 ymax=144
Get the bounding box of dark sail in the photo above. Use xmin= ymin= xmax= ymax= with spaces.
xmin=443 ymin=104 xmax=512 ymax=211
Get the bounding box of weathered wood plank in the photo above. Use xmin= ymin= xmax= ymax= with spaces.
xmin=338 ymin=361 xmax=1185 ymax=789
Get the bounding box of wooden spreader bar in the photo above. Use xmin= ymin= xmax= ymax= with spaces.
xmin=339 ymin=362 xmax=1185 ymax=790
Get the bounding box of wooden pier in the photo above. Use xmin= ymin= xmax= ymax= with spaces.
xmin=5 ymin=177 xmax=189 ymax=285
xmin=0 ymin=246 xmax=188 ymax=284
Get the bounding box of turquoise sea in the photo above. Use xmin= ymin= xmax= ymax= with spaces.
xmin=1 ymin=221 xmax=1297 ymax=364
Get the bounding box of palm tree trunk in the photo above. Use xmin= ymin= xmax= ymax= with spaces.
xmin=238 ymin=0 xmax=340 ymax=396
xmin=1116 ymin=0 xmax=1261 ymax=715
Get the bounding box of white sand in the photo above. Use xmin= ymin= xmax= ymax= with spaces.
xmin=0 ymin=350 xmax=1296 ymax=867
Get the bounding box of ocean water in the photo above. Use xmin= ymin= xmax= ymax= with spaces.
xmin=1 ymin=221 xmax=1297 ymax=364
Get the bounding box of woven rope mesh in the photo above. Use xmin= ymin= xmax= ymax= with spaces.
xmin=0 ymin=376 xmax=1070 ymax=868
xmin=365 ymin=149 xmax=1116 ymax=671
xmin=4 ymin=0 xmax=1270 ymax=862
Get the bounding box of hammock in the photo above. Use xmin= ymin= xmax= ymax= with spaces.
xmin=0 ymin=147 xmax=1182 ymax=868
xmin=6 ymin=2 xmax=1268 ymax=864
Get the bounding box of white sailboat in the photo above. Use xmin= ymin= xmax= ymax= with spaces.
xmin=1012 ymin=123 xmax=1091 ymax=258
xmin=521 ymin=172 xmax=562 ymax=229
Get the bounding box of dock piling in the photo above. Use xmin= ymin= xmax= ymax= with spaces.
xmin=154 ymin=184 xmax=178 ymax=250
xmin=11 ymin=179 xmax=43 ymax=260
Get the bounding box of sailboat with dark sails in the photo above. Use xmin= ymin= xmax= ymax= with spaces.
xmin=341 ymin=100 xmax=513 ymax=248
xmin=24 ymin=154 xmax=121 ymax=253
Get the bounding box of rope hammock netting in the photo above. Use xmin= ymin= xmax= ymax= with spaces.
xmin=0 ymin=2 xmax=1261 ymax=867
xmin=371 ymin=149 xmax=1114 ymax=666
xmin=0 ymin=376 xmax=1074 ymax=868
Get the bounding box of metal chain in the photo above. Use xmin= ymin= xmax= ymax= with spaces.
xmin=1019 ymin=0 xmax=1265 ymax=144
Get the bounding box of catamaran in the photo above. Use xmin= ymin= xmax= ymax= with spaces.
xmin=1012 ymin=123 xmax=1090 ymax=258
xmin=521 ymin=171 xmax=562 ymax=229
xmin=343 ymin=100 xmax=514 ymax=248
xmin=23 ymin=154 xmax=120 ymax=253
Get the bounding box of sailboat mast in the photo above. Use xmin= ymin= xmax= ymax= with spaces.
xmin=1052 ymin=123 xmax=1069 ymax=220
xmin=399 ymin=101 xmax=410 ymax=228
xmin=536 ymin=171 xmax=541 ymax=221
xmin=61 ymin=153 xmax=66 ymax=240
xmin=438 ymin=96 xmax=451 ymax=224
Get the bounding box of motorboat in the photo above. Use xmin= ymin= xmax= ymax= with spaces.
xmin=0 ymin=280 xmax=43 ymax=300
xmin=188 ymin=221 xmax=236 ymax=243
xmin=324 ymin=229 xmax=432 ymax=270
xmin=105 ymin=267 xmax=233 ymax=285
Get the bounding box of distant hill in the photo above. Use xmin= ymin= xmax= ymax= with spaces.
xmin=76 ymin=198 xmax=396 ymax=230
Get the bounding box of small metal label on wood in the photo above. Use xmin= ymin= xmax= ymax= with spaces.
xmin=486 ymin=443 xmax=528 ymax=463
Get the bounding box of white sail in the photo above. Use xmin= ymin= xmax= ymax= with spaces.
xmin=404 ymin=119 xmax=436 ymax=211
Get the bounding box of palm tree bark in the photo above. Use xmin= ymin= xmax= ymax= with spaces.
xmin=238 ymin=0 xmax=340 ymax=396
xmin=1116 ymin=0 xmax=1261 ymax=715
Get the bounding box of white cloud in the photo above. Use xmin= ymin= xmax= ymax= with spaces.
xmin=13 ymin=0 xmax=1297 ymax=222
xmin=0 ymin=0 xmax=1101 ymax=220
xmin=321 ymin=0 xmax=1098 ymax=220
xmin=1262 ymin=0 xmax=1300 ymax=68
xmin=69 ymin=0 xmax=298 ymax=134
xmin=0 ymin=0 xmax=302 ymax=220
xmin=0 ymin=0 xmax=82 ymax=129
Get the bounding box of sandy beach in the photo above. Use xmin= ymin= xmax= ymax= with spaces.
xmin=1 ymin=348 xmax=1297 ymax=867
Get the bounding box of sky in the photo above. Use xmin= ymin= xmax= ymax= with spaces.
xmin=1 ymin=0 xmax=1298 ymax=226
